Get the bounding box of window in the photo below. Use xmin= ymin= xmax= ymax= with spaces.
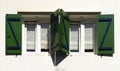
xmin=22 ymin=13 xmax=50 ymax=54
xmin=26 ymin=24 xmax=36 ymax=52
xmin=84 ymin=23 xmax=94 ymax=52
xmin=41 ymin=23 xmax=50 ymax=52
xmin=70 ymin=24 xmax=79 ymax=52
xmin=19 ymin=11 xmax=114 ymax=56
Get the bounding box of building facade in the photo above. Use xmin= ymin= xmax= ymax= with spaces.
xmin=0 ymin=0 xmax=120 ymax=71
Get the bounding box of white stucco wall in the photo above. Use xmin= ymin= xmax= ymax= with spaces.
xmin=0 ymin=0 xmax=120 ymax=71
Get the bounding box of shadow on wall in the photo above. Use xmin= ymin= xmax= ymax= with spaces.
xmin=51 ymin=51 xmax=67 ymax=66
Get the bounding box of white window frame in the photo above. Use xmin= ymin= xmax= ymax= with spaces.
xmin=69 ymin=23 xmax=87 ymax=55
xmin=20 ymin=12 xmax=99 ymax=56
xmin=84 ymin=22 xmax=95 ymax=52
xmin=69 ymin=23 xmax=95 ymax=55
xmin=22 ymin=21 xmax=49 ymax=55
xmin=80 ymin=24 xmax=85 ymax=54
xmin=22 ymin=22 xmax=95 ymax=56
xmin=39 ymin=23 xmax=50 ymax=55
xmin=80 ymin=22 xmax=96 ymax=55
xmin=69 ymin=24 xmax=81 ymax=55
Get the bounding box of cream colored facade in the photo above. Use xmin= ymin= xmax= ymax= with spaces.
xmin=0 ymin=0 xmax=120 ymax=71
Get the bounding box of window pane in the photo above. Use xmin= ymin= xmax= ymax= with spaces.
xmin=70 ymin=24 xmax=79 ymax=51
xmin=84 ymin=23 xmax=94 ymax=50
xmin=27 ymin=25 xmax=36 ymax=51
xmin=41 ymin=23 xmax=49 ymax=50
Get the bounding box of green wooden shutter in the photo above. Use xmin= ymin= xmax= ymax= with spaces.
xmin=50 ymin=12 xmax=59 ymax=54
xmin=97 ymin=14 xmax=114 ymax=55
xmin=6 ymin=14 xmax=22 ymax=55
xmin=59 ymin=9 xmax=69 ymax=54
xmin=50 ymin=9 xmax=70 ymax=54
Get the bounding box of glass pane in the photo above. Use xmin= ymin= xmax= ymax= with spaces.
xmin=84 ymin=23 xmax=94 ymax=50
xmin=70 ymin=24 xmax=79 ymax=51
xmin=41 ymin=23 xmax=49 ymax=50
xmin=27 ymin=25 xmax=36 ymax=51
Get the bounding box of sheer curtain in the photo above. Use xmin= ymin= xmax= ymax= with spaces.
xmin=70 ymin=24 xmax=79 ymax=51
xmin=27 ymin=25 xmax=36 ymax=51
xmin=41 ymin=23 xmax=49 ymax=50
xmin=84 ymin=23 xmax=94 ymax=50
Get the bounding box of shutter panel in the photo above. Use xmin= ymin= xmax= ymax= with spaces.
xmin=50 ymin=9 xmax=70 ymax=54
xmin=97 ymin=14 xmax=114 ymax=55
xmin=6 ymin=14 xmax=22 ymax=55
xmin=50 ymin=12 xmax=59 ymax=54
xmin=59 ymin=9 xmax=70 ymax=54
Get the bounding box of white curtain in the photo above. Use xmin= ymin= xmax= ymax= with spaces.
xmin=84 ymin=23 xmax=94 ymax=49
xmin=41 ymin=23 xmax=49 ymax=50
xmin=27 ymin=25 xmax=36 ymax=51
xmin=70 ymin=24 xmax=79 ymax=51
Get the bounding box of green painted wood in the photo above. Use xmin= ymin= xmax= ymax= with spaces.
xmin=50 ymin=9 xmax=70 ymax=54
xmin=97 ymin=14 xmax=114 ymax=55
xmin=6 ymin=14 xmax=22 ymax=55
xmin=59 ymin=9 xmax=70 ymax=54
xmin=50 ymin=13 xmax=59 ymax=54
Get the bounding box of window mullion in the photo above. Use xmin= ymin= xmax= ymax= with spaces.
xmin=80 ymin=24 xmax=85 ymax=54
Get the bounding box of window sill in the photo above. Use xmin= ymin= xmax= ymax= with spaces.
xmin=69 ymin=52 xmax=95 ymax=56
xmin=22 ymin=52 xmax=50 ymax=56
